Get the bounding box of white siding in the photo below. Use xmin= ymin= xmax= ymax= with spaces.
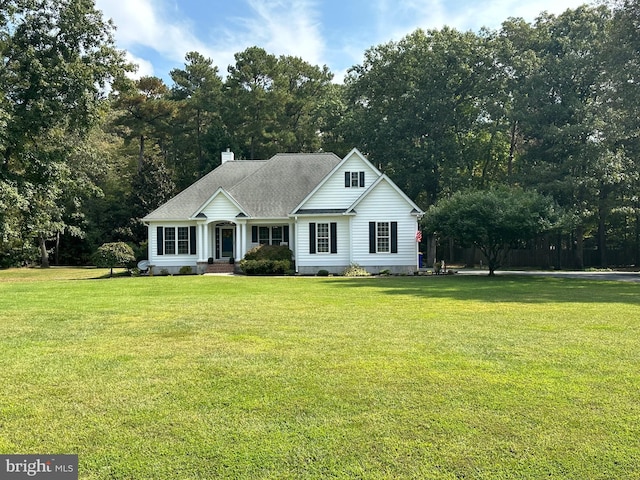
xmin=302 ymin=152 xmax=380 ymax=210
xmin=351 ymin=180 xmax=419 ymax=273
xmin=201 ymin=193 xmax=242 ymax=220
xmin=295 ymin=216 xmax=351 ymax=274
xmin=148 ymin=221 xmax=198 ymax=273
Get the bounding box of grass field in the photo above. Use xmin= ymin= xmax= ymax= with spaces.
xmin=0 ymin=268 xmax=639 ymax=479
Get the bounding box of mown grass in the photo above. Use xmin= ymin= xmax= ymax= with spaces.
xmin=0 ymin=268 xmax=639 ymax=479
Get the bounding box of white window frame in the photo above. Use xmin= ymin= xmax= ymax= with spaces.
xmin=316 ymin=223 xmax=330 ymax=253
xmin=351 ymin=171 xmax=359 ymax=187
xmin=177 ymin=227 xmax=190 ymax=254
xmin=164 ymin=227 xmax=176 ymax=255
xmin=377 ymin=222 xmax=390 ymax=253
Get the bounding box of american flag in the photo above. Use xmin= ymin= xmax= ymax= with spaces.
xmin=415 ymin=230 xmax=423 ymax=243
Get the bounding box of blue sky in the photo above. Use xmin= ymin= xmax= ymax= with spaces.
xmin=94 ymin=0 xmax=590 ymax=84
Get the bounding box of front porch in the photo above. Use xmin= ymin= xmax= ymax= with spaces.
xmin=194 ymin=220 xmax=294 ymax=274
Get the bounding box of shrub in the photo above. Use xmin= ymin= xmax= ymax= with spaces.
xmin=239 ymin=244 xmax=293 ymax=275
xmin=239 ymin=259 xmax=291 ymax=275
xmin=178 ymin=266 xmax=193 ymax=275
xmin=92 ymin=242 xmax=136 ymax=277
xmin=317 ymin=269 xmax=330 ymax=277
xmin=341 ymin=263 xmax=370 ymax=277
xmin=244 ymin=244 xmax=293 ymax=262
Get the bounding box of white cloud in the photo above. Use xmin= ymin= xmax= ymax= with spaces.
xmin=95 ymin=0 xmax=216 ymax=72
xmin=124 ymin=52 xmax=155 ymax=79
xmin=367 ymin=0 xmax=590 ymax=48
xmin=211 ymin=0 xmax=327 ymax=70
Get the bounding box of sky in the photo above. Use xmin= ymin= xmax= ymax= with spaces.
xmin=94 ymin=0 xmax=591 ymax=84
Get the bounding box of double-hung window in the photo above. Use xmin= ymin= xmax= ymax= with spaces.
xmin=309 ymin=222 xmax=337 ymax=254
xmin=369 ymin=222 xmax=398 ymax=254
xmin=164 ymin=227 xmax=176 ymax=254
xmin=317 ymin=223 xmax=330 ymax=253
xmin=157 ymin=226 xmax=197 ymax=255
xmin=377 ymin=222 xmax=390 ymax=253
xmin=177 ymin=227 xmax=190 ymax=254
xmin=259 ymin=226 xmax=270 ymax=245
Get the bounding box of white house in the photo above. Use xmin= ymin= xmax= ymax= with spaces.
xmin=142 ymin=148 xmax=424 ymax=275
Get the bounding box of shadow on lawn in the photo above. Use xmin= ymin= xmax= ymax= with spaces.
xmin=325 ymin=275 xmax=640 ymax=305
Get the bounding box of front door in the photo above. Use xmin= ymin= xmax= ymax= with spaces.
xmin=221 ymin=228 xmax=234 ymax=258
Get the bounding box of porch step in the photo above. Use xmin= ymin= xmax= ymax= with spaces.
xmin=205 ymin=263 xmax=236 ymax=274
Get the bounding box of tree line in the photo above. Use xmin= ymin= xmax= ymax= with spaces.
xmin=1 ymin=0 xmax=638 ymax=268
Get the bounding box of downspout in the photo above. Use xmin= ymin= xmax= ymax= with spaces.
xmin=416 ymin=213 xmax=424 ymax=272
xmin=294 ymin=216 xmax=299 ymax=274
xmin=349 ymin=214 xmax=354 ymax=266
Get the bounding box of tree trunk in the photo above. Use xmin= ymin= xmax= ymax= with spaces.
xmin=426 ymin=235 xmax=437 ymax=267
xmin=448 ymin=237 xmax=454 ymax=266
xmin=54 ymin=231 xmax=60 ymax=266
xmin=39 ymin=237 xmax=50 ymax=268
xmin=508 ymin=120 xmax=518 ymax=183
xmin=634 ymin=211 xmax=640 ymax=265
xmin=138 ymin=134 xmax=145 ymax=172
xmin=598 ymin=186 xmax=608 ymax=268
xmin=574 ymin=225 xmax=584 ymax=270
xmin=541 ymin=234 xmax=551 ymax=270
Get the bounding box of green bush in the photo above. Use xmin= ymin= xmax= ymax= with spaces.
xmin=239 ymin=259 xmax=291 ymax=275
xmin=240 ymin=244 xmax=293 ymax=275
xmin=178 ymin=266 xmax=193 ymax=275
xmin=244 ymin=244 xmax=293 ymax=261
xmin=317 ymin=269 xmax=330 ymax=276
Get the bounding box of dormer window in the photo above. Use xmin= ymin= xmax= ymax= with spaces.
xmin=345 ymin=171 xmax=365 ymax=188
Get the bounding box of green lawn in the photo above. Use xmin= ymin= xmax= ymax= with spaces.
xmin=0 ymin=268 xmax=639 ymax=479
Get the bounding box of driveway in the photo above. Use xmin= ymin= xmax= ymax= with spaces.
xmin=457 ymin=269 xmax=640 ymax=283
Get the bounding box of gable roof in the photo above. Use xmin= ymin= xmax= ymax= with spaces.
xmin=142 ymin=160 xmax=264 ymax=221
xmin=291 ymin=148 xmax=382 ymax=215
xmin=143 ymin=153 xmax=342 ymax=221
xmin=346 ymin=174 xmax=425 ymax=215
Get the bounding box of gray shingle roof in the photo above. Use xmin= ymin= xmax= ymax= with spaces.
xmin=143 ymin=153 xmax=342 ymax=221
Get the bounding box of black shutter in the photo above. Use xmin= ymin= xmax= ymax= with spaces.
xmin=190 ymin=226 xmax=197 ymax=255
xmin=283 ymin=225 xmax=289 ymax=243
xmin=391 ymin=222 xmax=398 ymax=253
xmin=330 ymin=222 xmax=337 ymax=254
xmin=359 ymin=171 xmax=365 ymax=187
xmin=157 ymin=227 xmax=164 ymax=256
xmin=369 ymin=222 xmax=376 ymax=253
xmin=309 ymin=223 xmax=316 ymax=254
xmin=344 ymin=172 xmax=350 ymax=187
xmin=251 ymin=226 xmax=258 ymax=243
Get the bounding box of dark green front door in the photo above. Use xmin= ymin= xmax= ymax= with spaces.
xmin=221 ymin=228 xmax=234 ymax=258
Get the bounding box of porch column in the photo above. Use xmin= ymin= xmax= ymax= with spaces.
xmin=197 ymin=223 xmax=207 ymax=262
xmin=239 ymin=221 xmax=247 ymax=259
xmin=287 ymin=221 xmax=295 ymax=258
xmin=235 ymin=223 xmax=241 ymax=260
